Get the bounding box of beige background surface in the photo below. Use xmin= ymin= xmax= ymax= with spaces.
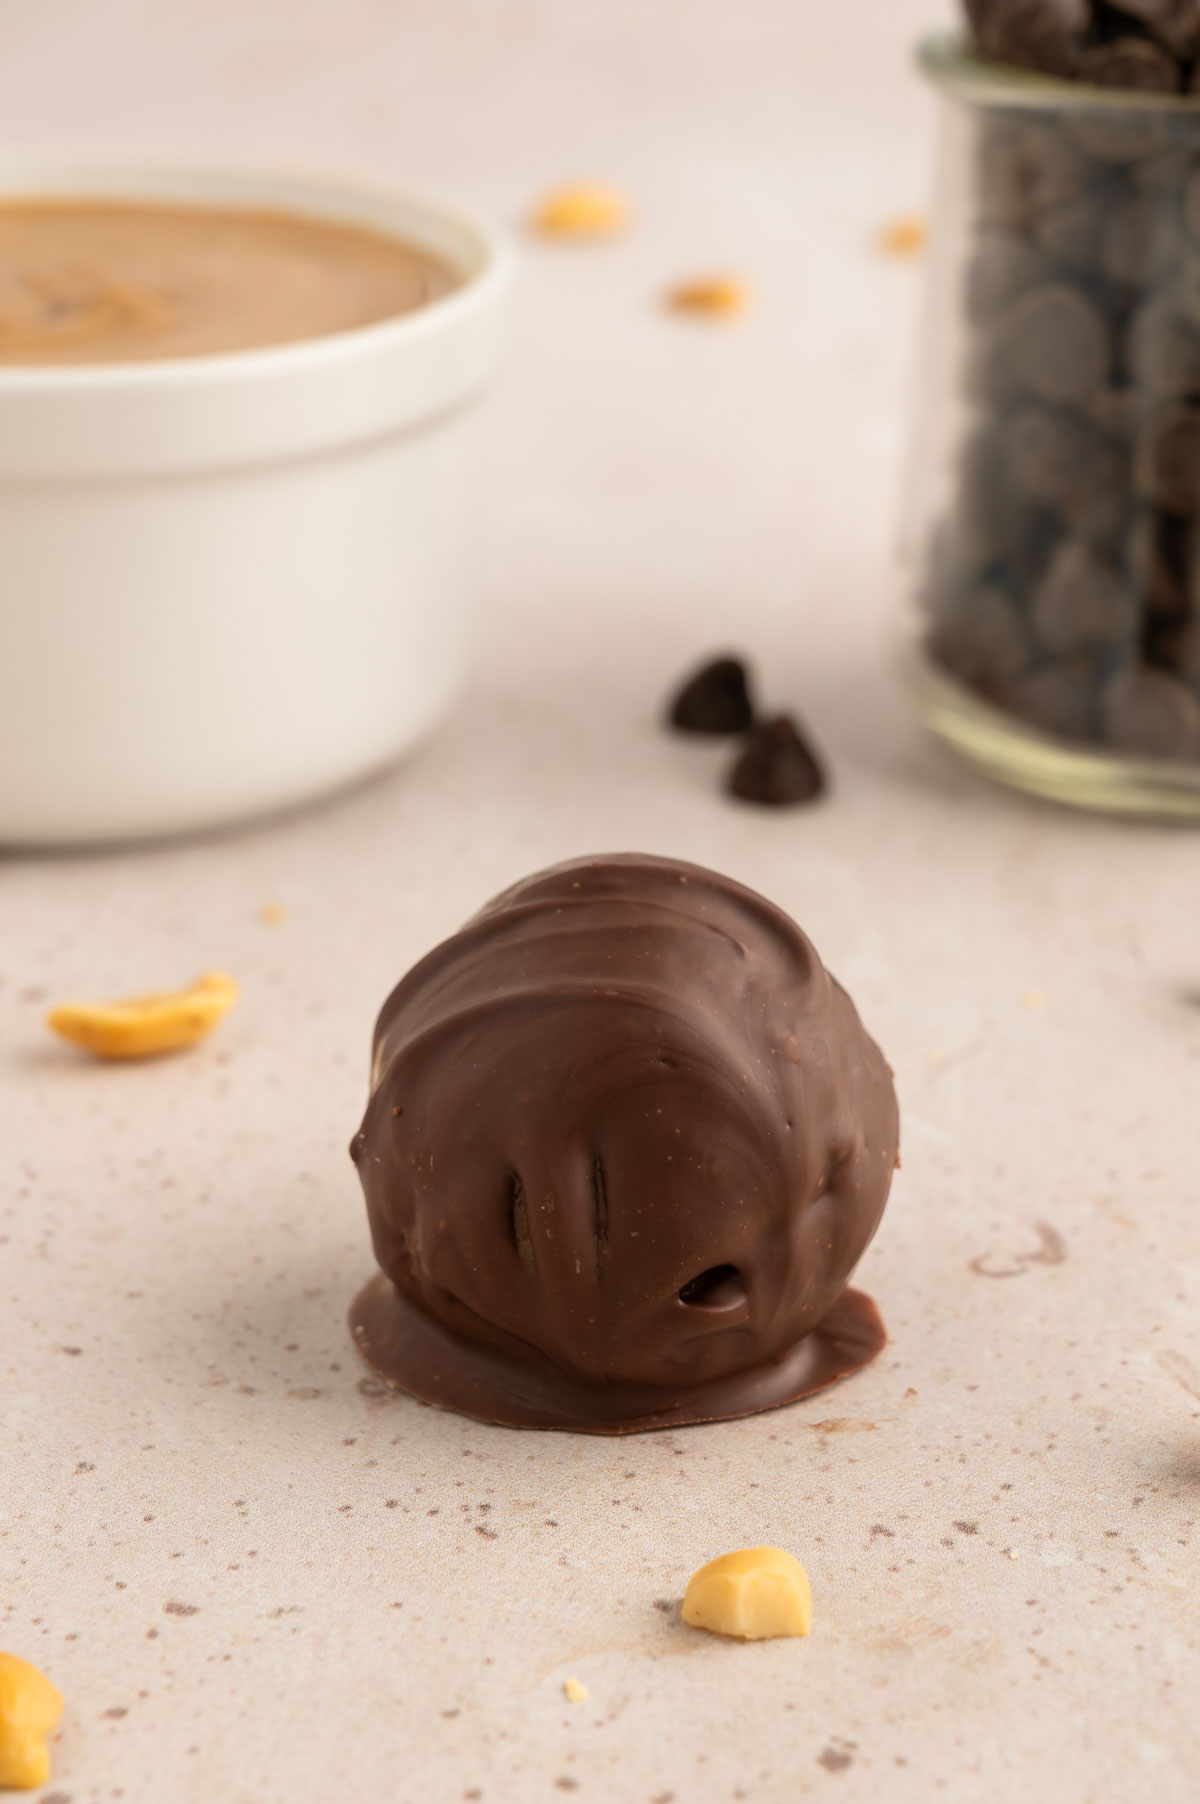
xmin=2 ymin=2 xmax=1199 ymax=1800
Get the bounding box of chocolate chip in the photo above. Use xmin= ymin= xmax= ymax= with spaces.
xmin=1165 ymin=252 xmax=1200 ymax=327
xmin=1135 ymin=402 xmax=1200 ymax=512
xmin=727 ymin=715 xmax=825 ymax=807
xmin=1067 ymin=107 xmax=1166 ymax=163
xmin=1101 ymin=193 xmax=1184 ymax=287
xmin=1087 ymin=387 xmax=1140 ymax=436
xmin=1032 ymin=538 xmax=1137 ymax=653
xmin=1100 ymin=662 xmax=1200 ymax=754
xmin=974 ymin=117 xmax=1088 ymax=230
xmin=1155 ymin=614 xmax=1200 ymax=674
xmin=965 ymin=0 xmax=1090 ymax=77
xmin=1002 ymin=406 xmax=1111 ymax=509
xmin=667 ymin=656 xmax=755 ymax=734
xmin=1078 ymin=36 xmax=1182 ymax=90
xmin=1002 ymin=284 xmax=1110 ymax=406
xmin=1126 ymin=297 xmax=1200 ymax=396
xmin=1182 ymin=168 xmax=1200 ymax=245
xmin=1127 ymin=508 xmax=1190 ymax=615
xmin=1001 ymin=659 xmax=1100 ymax=740
xmin=1032 ymin=195 xmax=1110 ymax=268
xmin=928 ymin=585 xmax=1031 ymax=696
xmin=1133 ymin=148 xmax=1194 ymax=192
xmin=964 ymin=229 xmax=1048 ymax=326
xmin=1104 ymin=0 xmax=1200 ymax=60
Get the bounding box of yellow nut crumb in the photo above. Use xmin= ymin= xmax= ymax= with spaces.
xmin=0 ymin=1654 xmax=63 ymax=1791
xmin=533 ymin=183 xmax=629 ymax=239
xmin=47 ymin=970 xmax=239 ymax=1060
xmin=877 ymin=213 xmax=928 ymax=258
xmin=259 ymin=902 xmax=287 ymax=926
xmin=666 ymin=275 xmax=751 ymax=319
xmin=563 ymin=1677 xmax=589 ymax=1704
xmin=682 ymin=1546 xmax=812 ymax=1642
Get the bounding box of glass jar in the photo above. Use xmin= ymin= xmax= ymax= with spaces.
xmin=905 ymin=34 xmax=1200 ymax=816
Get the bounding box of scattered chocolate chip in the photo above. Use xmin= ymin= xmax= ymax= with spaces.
xmin=667 ymin=655 xmax=755 ymax=734
xmin=727 ymin=715 xmax=826 ymax=807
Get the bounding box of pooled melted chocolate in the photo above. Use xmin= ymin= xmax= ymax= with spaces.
xmin=349 ymin=854 xmax=899 ymax=1433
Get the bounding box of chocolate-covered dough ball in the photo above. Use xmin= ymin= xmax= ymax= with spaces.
xmin=348 ymin=854 xmax=900 ymax=1433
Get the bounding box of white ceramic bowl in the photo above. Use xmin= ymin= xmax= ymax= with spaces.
xmin=0 ymin=160 xmax=513 ymax=846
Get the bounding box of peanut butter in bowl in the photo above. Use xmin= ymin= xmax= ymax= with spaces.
xmin=0 ymin=197 xmax=459 ymax=364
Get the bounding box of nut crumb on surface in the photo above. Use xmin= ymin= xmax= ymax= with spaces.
xmin=665 ymin=275 xmax=751 ymax=318
xmin=877 ymin=213 xmax=927 ymax=258
xmin=0 ymin=1652 xmax=64 ymax=1791
xmin=563 ymin=1677 xmax=589 ymax=1704
xmin=532 ymin=183 xmax=629 ymax=239
xmin=682 ymin=1546 xmax=812 ymax=1641
xmin=46 ymin=970 xmax=238 ymax=1060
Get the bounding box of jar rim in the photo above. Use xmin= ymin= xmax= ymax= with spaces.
xmin=918 ymin=28 xmax=1200 ymax=115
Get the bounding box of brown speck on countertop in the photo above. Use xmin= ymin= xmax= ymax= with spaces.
xmin=163 ymin=1601 xmax=200 ymax=1616
xmin=955 ymin=1521 xmax=980 ymax=1535
xmin=554 ymin=1783 xmax=579 ymax=1793
xmin=287 ymin=1387 xmax=323 ymax=1400
xmin=59 ymin=1346 xmax=83 ymax=1356
xmin=102 ymin=1707 xmax=128 ymax=1720
xmin=971 ymin=1223 xmax=1068 ymax=1279
xmin=818 ymin=1747 xmax=854 ymax=1773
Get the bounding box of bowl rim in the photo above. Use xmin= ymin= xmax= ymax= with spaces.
xmin=0 ymin=156 xmax=515 ymax=392
xmin=918 ymin=27 xmax=1200 ymax=114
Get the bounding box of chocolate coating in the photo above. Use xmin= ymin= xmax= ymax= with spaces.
xmin=348 ymin=854 xmax=899 ymax=1433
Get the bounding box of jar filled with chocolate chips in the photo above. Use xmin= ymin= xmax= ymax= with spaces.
xmin=907 ymin=13 xmax=1200 ymax=814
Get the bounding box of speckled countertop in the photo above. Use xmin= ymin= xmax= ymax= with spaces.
xmin=1 ymin=2 xmax=1198 ymax=1800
